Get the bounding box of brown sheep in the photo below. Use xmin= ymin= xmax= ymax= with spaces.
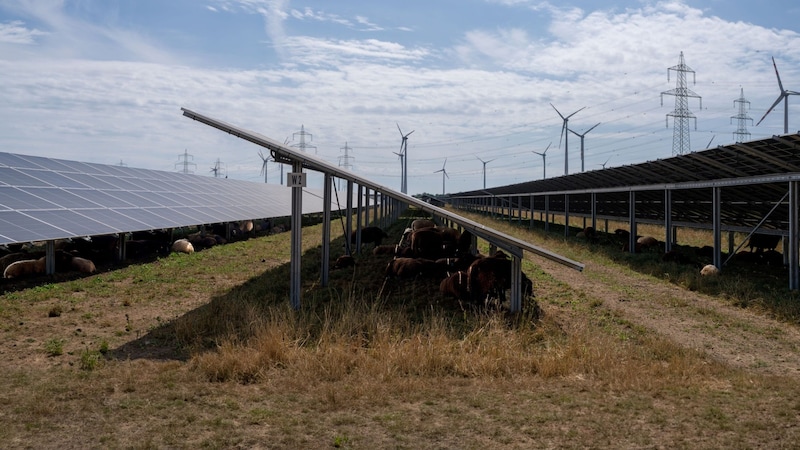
xmin=372 ymin=245 xmax=397 ymax=256
xmin=440 ymin=271 xmax=470 ymax=301
xmin=466 ymin=250 xmax=532 ymax=305
xmin=3 ymin=258 xmax=45 ymax=279
xmin=385 ymin=257 xmax=447 ymax=279
xmin=333 ymin=255 xmax=355 ymax=269
xmin=70 ymin=256 xmax=96 ymax=274
xmin=351 ymin=226 xmax=389 ymax=247
xmin=411 ymin=219 xmax=436 ymax=231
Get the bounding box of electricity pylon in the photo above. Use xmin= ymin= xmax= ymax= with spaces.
xmin=661 ymin=51 xmax=702 ymax=155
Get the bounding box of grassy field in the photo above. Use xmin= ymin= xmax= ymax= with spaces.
xmin=1 ymin=210 xmax=799 ymax=449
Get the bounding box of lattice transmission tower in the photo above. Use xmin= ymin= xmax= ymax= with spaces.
xmin=731 ymin=88 xmax=753 ymax=143
xmin=291 ymin=125 xmax=317 ymax=154
xmin=175 ymin=149 xmax=197 ymax=174
xmin=338 ymin=142 xmax=354 ymax=190
xmin=661 ymin=52 xmax=702 ymax=155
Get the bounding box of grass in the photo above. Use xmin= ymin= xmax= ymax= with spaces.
xmin=0 ymin=209 xmax=799 ymax=448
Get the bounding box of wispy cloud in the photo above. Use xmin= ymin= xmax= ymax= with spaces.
xmin=0 ymin=20 xmax=46 ymax=44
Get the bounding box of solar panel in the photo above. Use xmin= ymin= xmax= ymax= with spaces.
xmin=0 ymin=151 xmax=348 ymax=245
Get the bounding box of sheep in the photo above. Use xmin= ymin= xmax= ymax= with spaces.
xmin=70 ymin=256 xmax=96 ymax=274
xmin=700 ymin=264 xmax=720 ymax=276
xmin=3 ymin=258 xmax=45 ymax=279
xmin=171 ymin=238 xmax=195 ymax=254
xmin=333 ymin=255 xmax=355 ymax=269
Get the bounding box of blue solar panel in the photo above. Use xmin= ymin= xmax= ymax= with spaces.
xmin=0 ymin=151 xmax=337 ymax=245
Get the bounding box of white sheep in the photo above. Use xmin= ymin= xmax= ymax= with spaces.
xmin=171 ymin=238 xmax=195 ymax=254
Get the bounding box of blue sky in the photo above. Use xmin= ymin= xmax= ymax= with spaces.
xmin=2 ymin=1 xmax=800 ymax=195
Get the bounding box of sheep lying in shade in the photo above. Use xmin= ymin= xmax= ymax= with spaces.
xmin=171 ymin=238 xmax=195 ymax=254
xmin=70 ymin=256 xmax=96 ymax=274
xmin=700 ymin=264 xmax=720 ymax=276
xmin=3 ymin=258 xmax=45 ymax=278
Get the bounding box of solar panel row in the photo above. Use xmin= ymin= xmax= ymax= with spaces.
xmin=0 ymin=151 xmax=342 ymax=245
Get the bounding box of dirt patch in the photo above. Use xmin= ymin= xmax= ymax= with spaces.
xmin=531 ymin=253 xmax=800 ymax=376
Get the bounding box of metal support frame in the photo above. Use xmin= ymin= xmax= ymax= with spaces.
xmin=564 ymin=194 xmax=570 ymax=238
xmin=628 ymin=191 xmax=636 ymax=253
xmin=345 ymin=180 xmax=353 ymax=256
xmin=290 ymin=161 xmax=303 ymax=310
xmin=790 ymin=181 xmax=799 ymax=289
xmin=591 ymin=192 xmax=597 ymax=232
xmin=321 ymin=173 xmax=332 ymax=287
xmin=712 ymin=187 xmax=722 ymax=269
xmin=664 ymin=189 xmax=672 ymax=252
xmin=356 ymin=185 xmax=363 ymax=253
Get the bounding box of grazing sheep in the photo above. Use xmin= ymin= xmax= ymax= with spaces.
xmin=351 ymin=226 xmax=389 ymax=247
xmin=411 ymin=219 xmax=436 ymax=231
xmin=70 ymin=256 xmax=96 ymax=274
xmin=333 ymin=255 xmax=355 ymax=269
xmin=171 ymin=238 xmax=195 ymax=254
xmin=700 ymin=264 xmax=720 ymax=276
xmin=747 ymin=233 xmax=781 ymax=253
xmin=3 ymin=258 xmax=45 ymax=279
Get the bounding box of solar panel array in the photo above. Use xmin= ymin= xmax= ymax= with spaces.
xmin=451 ymin=134 xmax=800 ymax=233
xmin=0 ymin=151 xmax=339 ymax=245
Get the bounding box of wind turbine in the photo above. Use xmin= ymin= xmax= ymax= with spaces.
xmin=551 ymin=103 xmax=585 ymax=176
xmin=532 ymin=142 xmax=551 ymax=180
xmin=434 ymin=158 xmax=448 ymax=195
xmin=756 ymin=56 xmax=800 ymax=134
xmin=258 ymin=150 xmax=270 ymax=183
xmin=393 ymin=151 xmax=405 ymax=192
xmin=476 ymin=155 xmax=495 ymax=189
xmin=568 ymin=122 xmax=600 ymax=172
xmin=600 ymin=157 xmax=611 ymax=169
xmin=397 ymin=123 xmax=414 ymax=194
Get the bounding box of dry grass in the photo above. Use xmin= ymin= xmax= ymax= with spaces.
xmin=1 ymin=209 xmax=799 ymax=448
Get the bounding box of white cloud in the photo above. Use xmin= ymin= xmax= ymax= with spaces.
xmin=0 ymin=20 xmax=46 ymax=44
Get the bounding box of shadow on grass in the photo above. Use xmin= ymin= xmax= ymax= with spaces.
xmin=109 ymin=215 xmax=537 ymax=363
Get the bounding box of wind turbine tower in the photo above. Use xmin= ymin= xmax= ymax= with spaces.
xmin=434 ymin=158 xmax=448 ymax=195
xmin=476 ymin=156 xmax=495 ymax=189
xmin=568 ymin=123 xmax=600 ymax=172
xmin=210 ymin=158 xmax=225 ymax=178
xmin=551 ymin=104 xmax=585 ymax=175
xmin=393 ymin=151 xmax=405 ymax=192
xmin=397 ymin=123 xmax=414 ymax=194
xmin=532 ymin=142 xmax=551 ymax=180
xmin=258 ymin=150 xmax=271 ymax=183
xmin=756 ymin=57 xmax=800 ymax=134
xmin=661 ymin=51 xmax=702 ymax=155
xmin=731 ymin=88 xmax=753 ymax=143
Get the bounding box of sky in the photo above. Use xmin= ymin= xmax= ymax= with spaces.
xmin=2 ymin=1 xmax=800 ymax=196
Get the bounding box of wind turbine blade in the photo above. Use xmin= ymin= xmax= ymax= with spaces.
xmin=550 ymin=103 xmax=565 ymax=120
xmin=566 ymin=106 xmax=586 ymax=119
xmin=586 ymin=122 xmax=601 ymax=133
xmin=772 ymin=56 xmax=785 ymax=93
xmin=397 ymin=123 xmax=403 ymax=136
xmin=558 ymin=123 xmax=566 ymax=149
xmin=406 ymin=130 xmax=415 ymax=137
xmin=756 ymin=93 xmax=786 ymax=126
xmin=544 ymin=142 xmax=551 ymax=154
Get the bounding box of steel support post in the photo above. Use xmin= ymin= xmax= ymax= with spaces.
xmin=321 ymin=173 xmax=332 ymax=287
xmin=290 ymin=161 xmax=303 ymax=310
